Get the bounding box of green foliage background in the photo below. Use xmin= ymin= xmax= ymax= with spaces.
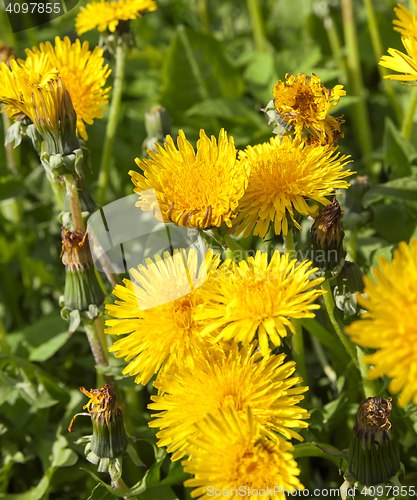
xmin=1 ymin=0 xmax=417 ymax=498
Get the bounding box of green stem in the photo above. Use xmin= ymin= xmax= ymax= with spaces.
xmin=401 ymin=86 xmax=417 ymax=140
xmin=84 ymin=321 xmax=109 ymax=369
xmin=356 ymin=346 xmax=376 ymax=398
xmin=362 ymin=0 xmax=403 ymax=125
xmin=109 ymin=469 xmax=137 ymax=499
xmin=224 ymin=235 xmax=247 ymax=261
xmin=97 ymin=42 xmax=127 ymax=206
xmin=283 ymin=230 xmax=308 ymax=392
xmin=341 ymin=0 xmax=374 ymax=167
xmin=177 ymin=25 xmax=220 ymax=132
xmin=310 ymin=334 xmax=338 ymax=387
xmin=64 ymin=174 xmax=85 ymax=232
xmin=321 ymin=279 xmax=359 ymax=367
xmin=246 ymin=0 xmax=267 ymax=52
xmin=198 ymin=0 xmax=210 ymax=33
xmin=0 ymin=316 xmax=9 ymax=354
xmin=46 ymin=171 xmax=65 ymax=211
xmin=324 ymin=16 xmax=349 ymax=85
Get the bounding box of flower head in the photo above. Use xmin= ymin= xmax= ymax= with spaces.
xmin=379 ymin=36 xmax=417 ymax=84
xmin=232 ymin=136 xmax=353 ymax=238
xmin=24 ymin=37 xmax=111 ymax=140
xmin=346 ymin=239 xmax=417 ymax=407
xmin=271 ymin=73 xmax=345 ymax=143
xmin=183 ymin=407 xmax=303 ymax=499
xmin=32 ymin=78 xmax=80 ymax=155
xmin=196 ymin=251 xmax=324 ymax=356
xmin=106 ymin=248 xmax=225 ymax=385
xmin=149 ymin=342 xmax=309 ymax=461
xmin=131 ymin=129 xmax=248 ymax=229
xmin=76 ymin=0 xmax=157 ymax=35
xmin=393 ymin=1 xmax=417 ymax=39
xmin=0 ymin=53 xmax=58 ymax=121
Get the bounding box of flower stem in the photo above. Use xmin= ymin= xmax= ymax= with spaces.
xmin=341 ymin=0 xmax=374 ymax=167
xmin=401 ymin=86 xmax=417 ymax=140
xmin=84 ymin=321 xmax=109 ymax=369
xmin=64 ymin=174 xmax=85 ymax=232
xmin=246 ymin=0 xmax=267 ymax=52
xmin=283 ymin=230 xmax=307 ymax=391
xmin=97 ymin=41 xmax=127 ymax=206
xmin=198 ymin=0 xmax=210 ymax=33
xmin=46 ymin=171 xmax=65 ymax=211
xmin=321 ymin=279 xmax=359 ymax=367
xmin=362 ymin=0 xmax=403 ymax=125
xmin=357 ymin=346 xmax=376 ymax=398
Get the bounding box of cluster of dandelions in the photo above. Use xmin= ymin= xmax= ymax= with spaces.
xmin=104 ymin=71 xmax=358 ymax=497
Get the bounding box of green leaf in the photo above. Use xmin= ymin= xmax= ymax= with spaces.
xmin=0 ymin=176 xmax=23 ymax=202
xmin=300 ymin=318 xmax=346 ymax=363
xmin=159 ymin=26 xmax=245 ymax=124
xmin=87 ymin=484 xmax=115 ymax=500
xmin=363 ymin=176 xmax=417 ymax=211
xmin=28 ymin=332 xmax=70 ymax=362
xmin=158 ymin=462 xmax=191 ymax=487
xmin=0 ymin=476 xmax=50 ymax=500
xmin=383 ymin=117 xmax=414 ymax=179
xmin=21 ymin=313 xmax=67 ymax=351
xmin=372 ymin=204 xmax=416 ymax=244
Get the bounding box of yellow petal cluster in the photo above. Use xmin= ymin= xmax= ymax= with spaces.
xmin=106 ymin=248 xmax=225 ymax=385
xmin=346 ymin=239 xmax=417 ymax=408
xmin=232 ymin=135 xmax=353 ymax=238
xmin=131 ymin=129 xmax=248 ymax=229
xmin=76 ymin=0 xmax=157 ymax=35
xmin=273 ymin=73 xmax=345 ymax=143
xmin=149 ymin=343 xmax=309 ymax=461
xmin=183 ymin=408 xmax=303 ymax=499
xmin=196 ymin=250 xmax=325 ymax=356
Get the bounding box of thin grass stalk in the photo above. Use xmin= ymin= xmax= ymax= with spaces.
xmin=356 ymin=346 xmax=376 ymax=398
xmin=321 ymin=279 xmax=359 ymax=367
xmin=283 ymin=229 xmax=308 ymax=390
xmin=362 ymin=0 xmax=403 ymax=125
xmin=198 ymin=0 xmax=210 ymax=33
xmin=177 ymin=25 xmax=220 ymax=132
xmin=97 ymin=42 xmax=127 ymax=205
xmin=324 ymin=15 xmax=349 ymax=84
xmin=401 ymin=86 xmax=417 ymax=140
xmin=246 ymin=0 xmax=267 ymax=52
xmin=341 ymin=0 xmax=374 ymax=167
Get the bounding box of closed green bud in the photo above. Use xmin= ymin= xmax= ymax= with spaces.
xmin=348 ymin=397 xmax=400 ymax=486
xmin=307 ymin=198 xmax=345 ymax=277
xmin=61 ymin=228 xmax=105 ymax=311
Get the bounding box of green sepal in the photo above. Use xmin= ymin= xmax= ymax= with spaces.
xmin=64 ymin=266 xmax=106 ymax=312
xmin=4 ymin=120 xmax=23 ymax=148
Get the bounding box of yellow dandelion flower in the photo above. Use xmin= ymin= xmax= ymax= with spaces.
xmin=346 ymin=239 xmax=417 ymax=408
xmin=0 ymin=53 xmax=58 ymax=121
xmin=393 ymin=1 xmax=417 ymax=39
xmin=24 ymin=37 xmax=111 ymax=140
xmin=130 ymin=129 xmax=248 ymax=229
xmin=106 ymin=247 xmax=225 ymax=385
xmin=76 ymin=0 xmax=157 ymax=35
xmin=149 ymin=342 xmax=309 ymax=461
xmin=232 ymin=135 xmax=353 ymax=238
xmin=183 ymin=407 xmax=303 ymax=499
xmin=379 ymin=36 xmax=417 ymax=84
xmin=196 ymin=250 xmax=324 ymax=356
xmin=272 ymin=73 xmax=345 ymax=143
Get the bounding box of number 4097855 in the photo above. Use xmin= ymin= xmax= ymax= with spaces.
xmin=6 ymin=3 xmax=61 ymax=14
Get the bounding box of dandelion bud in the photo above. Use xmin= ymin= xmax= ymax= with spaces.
xmin=32 ymin=78 xmax=80 ymax=156
xmin=347 ymin=397 xmax=400 ymax=486
xmin=61 ymin=227 xmax=105 ymax=311
xmin=308 ymin=198 xmax=345 ymax=276
xmin=69 ymin=385 xmax=130 ymax=474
